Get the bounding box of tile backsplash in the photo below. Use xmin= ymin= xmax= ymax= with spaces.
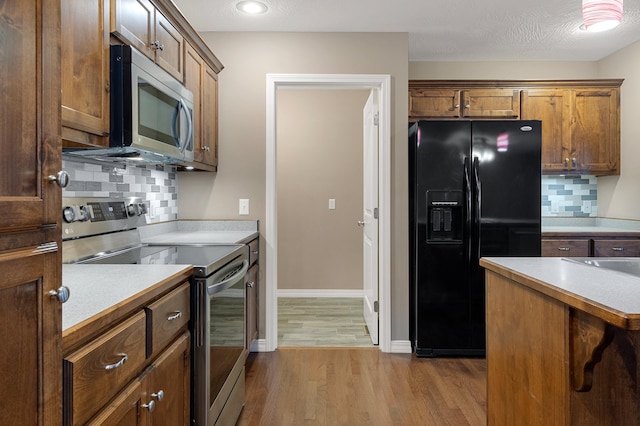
xmin=62 ymin=158 xmax=178 ymax=223
xmin=541 ymin=175 xmax=597 ymax=217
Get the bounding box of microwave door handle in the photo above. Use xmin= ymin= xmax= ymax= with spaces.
xmin=171 ymin=102 xmax=180 ymax=147
xmin=179 ymin=98 xmax=193 ymax=153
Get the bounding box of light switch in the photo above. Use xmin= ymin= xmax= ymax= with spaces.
xmin=329 ymin=199 xmax=336 ymax=210
xmin=239 ymin=199 xmax=250 ymax=215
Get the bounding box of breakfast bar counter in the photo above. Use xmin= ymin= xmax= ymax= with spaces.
xmin=480 ymin=257 xmax=640 ymax=425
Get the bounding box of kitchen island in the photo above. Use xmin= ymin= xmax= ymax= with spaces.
xmin=480 ymin=257 xmax=640 ymax=425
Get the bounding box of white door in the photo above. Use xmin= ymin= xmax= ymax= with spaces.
xmin=362 ymin=89 xmax=379 ymax=344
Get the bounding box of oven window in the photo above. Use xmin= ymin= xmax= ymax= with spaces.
xmin=209 ymin=278 xmax=245 ymax=406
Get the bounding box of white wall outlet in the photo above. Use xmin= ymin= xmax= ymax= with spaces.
xmin=582 ymin=200 xmax=591 ymax=213
xmin=239 ymin=199 xmax=250 ymax=215
xmin=329 ymin=198 xmax=336 ymax=210
xmin=551 ymin=201 xmax=559 ymax=214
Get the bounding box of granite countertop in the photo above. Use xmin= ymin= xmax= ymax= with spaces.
xmin=480 ymin=257 xmax=640 ymax=330
xmin=62 ymin=264 xmax=192 ymax=338
xmin=542 ymin=225 xmax=640 ymax=234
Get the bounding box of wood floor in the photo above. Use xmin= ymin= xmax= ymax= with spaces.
xmin=237 ymin=348 xmax=487 ymax=425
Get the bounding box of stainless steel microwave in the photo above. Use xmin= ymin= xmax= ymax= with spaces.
xmin=64 ymin=45 xmax=194 ymax=164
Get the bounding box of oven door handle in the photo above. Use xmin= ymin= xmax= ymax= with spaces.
xmin=207 ymin=260 xmax=249 ymax=295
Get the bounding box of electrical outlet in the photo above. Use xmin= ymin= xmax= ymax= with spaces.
xmin=239 ymin=199 xmax=250 ymax=215
xmin=582 ymin=201 xmax=591 ymax=213
xmin=329 ymin=198 xmax=336 ymax=210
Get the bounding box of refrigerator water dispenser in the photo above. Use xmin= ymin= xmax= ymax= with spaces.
xmin=426 ymin=190 xmax=463 ymax=242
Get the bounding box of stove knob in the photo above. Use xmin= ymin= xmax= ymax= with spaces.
xmin=78 ymin=205 xmax=91 ymax=222
xmin=127 ymin=204 xmax=137 ymax=217
xmin=137 ymin=203 xmax=148 ymax=215
xmin=63 ymin=206 xmax=76 ymax=223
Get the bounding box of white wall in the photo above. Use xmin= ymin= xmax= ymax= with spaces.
xmin=597 ymin=40 xmax=640 ymax=220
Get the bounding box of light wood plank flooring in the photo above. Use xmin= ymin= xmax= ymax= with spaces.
xmin=237 ymin=348 xmax=487 ymax=425
xmin=278 ymin=298 xmax=374 ymax=347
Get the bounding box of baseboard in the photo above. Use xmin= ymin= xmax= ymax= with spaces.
xmin=252 ymin=339 xmax=412 ymax=354
xmin=277 ymin=289 xmax=364 ymax=298
xmin=390 ymin=340 xmax=412 ymax=354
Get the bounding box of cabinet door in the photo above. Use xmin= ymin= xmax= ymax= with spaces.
xmin=111 ymin=0 xmax=154 ymax=60
xmin=246 ymin=264 xmax=259 ymax=351
xmin=201 ymin=64 xmax=219 ymax=168
xmin=408 ymin=89 xmax=461 ymax=118
xmin=0 ymin=0 xmax=61 ymax=237
xmin=154 ymin=11 xmax=183 ymax=81
xmin=86 ymin=379 xmax=147 ymax=426
xmin=521 ymin=89 xmax=571 ymax=173
xmin=593 ymin=239 xmax=640 ymax=257
xmin=146 ymin=333 xmax=190 ymax=425
xmin=541 ymin=239 xmax=590 ymax=257
xmin=571 ymin=88 xmax=620 ymax=175
xmin=61 ymin=0 xmax=110 ymax=142
xmin=184 ymin=43 xmax=204 ymax=162
xmin=462 ymin=89 xmax=520 ymax=118
xmin=0 ymin=247 xmax=62 ymax=425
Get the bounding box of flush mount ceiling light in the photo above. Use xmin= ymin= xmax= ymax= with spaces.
xmin=236 ymin=1 xmax=268 ymax=14
xmin=582 ymin=0 xmax=623 ymax=32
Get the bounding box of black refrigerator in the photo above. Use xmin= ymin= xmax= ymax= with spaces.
xmin=409 ymin=120 xmax=541 ymax=357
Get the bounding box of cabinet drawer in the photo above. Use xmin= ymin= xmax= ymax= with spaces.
xmin=541 ymin=239 xmax=590 ymax=257
xmin=593 ymin=239 xmax=640 ymax=257
xmin=64 ymin=311 xmax=147 ymax=425
xmin=248 ymin=238 xmax=259 ymax=266
xmin=146 ymin=283 xmax=190 ymax=357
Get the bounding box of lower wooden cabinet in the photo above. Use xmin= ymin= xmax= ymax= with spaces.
xmin=63 ymin=282 xmax=191 ymax=425
xmin=542 ymin=234 xmax=640 ymax=257
xmin=541 ymin=239 xmax=590 ymax=257
xmin=246 ymin=237 xmax=259 ymax=351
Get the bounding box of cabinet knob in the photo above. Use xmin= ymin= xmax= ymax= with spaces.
xmin=142 ymin=400 xmax=156 ymax=412
xmin=152 ymin=40 xmax=165 ymax=51
xmin=151 ymin=390 xmax=165 ymax=401
xmin=47 ymin=170 xmax=70 ymax=188
xmin=167 ymin=311 xmax=182 ymax=321
xmin=247 ymin=281 xmax=255 ymax=288
xmin=48 ymin=286 xmax=70 ymax=303
xmin=104 ymin=353 xmax=128 ymax=371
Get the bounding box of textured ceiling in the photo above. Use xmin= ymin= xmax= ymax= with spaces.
xmin=172 ymin=0 xmax=640 ymax=61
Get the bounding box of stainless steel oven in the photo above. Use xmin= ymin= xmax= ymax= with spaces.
xmin=193 ymin=248 xmax=248 ymax=426
xmin=61 ymin=197 xmax=249 ymax=426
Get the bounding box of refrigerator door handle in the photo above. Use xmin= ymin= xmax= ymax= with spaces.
xmin=464 ymin=156 xmax=472 ymax=265
xmin=473 ymin=157 xmax=481 ymax=261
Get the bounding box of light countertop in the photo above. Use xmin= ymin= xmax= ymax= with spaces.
xmin=62 ymin=264 xmax=192 ymax=333
xmin=543 ymin=225 xmax=640 ymax=234
xmin=142 ymin=230 xmax=258 ymax=245
xmin=480 ymin=257 xmax=640 ymax=330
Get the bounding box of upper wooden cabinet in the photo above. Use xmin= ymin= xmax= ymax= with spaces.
xmin=61 ymin=0 xmax=110 ymax=148
xmin=183 ymin=42 xmax=219 ymax=171
xmin=410 ymin=80 xmax=623 ymax=176
xmin=111 ymin=0 xmax=184 ymax=81
xmin=521 ymin=83 xmax=621 ymax=176
xmin=409 ymin=85 xmax=520 ymax=119
xmin=0 ymin=0 xmax=63 ymax=424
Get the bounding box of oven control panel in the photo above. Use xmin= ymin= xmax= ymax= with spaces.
xmin=62 ymin=197 xmax=148 ymax=240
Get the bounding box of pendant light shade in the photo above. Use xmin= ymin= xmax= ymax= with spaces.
xmin=582 ymin=0 xmax=623 ymax=32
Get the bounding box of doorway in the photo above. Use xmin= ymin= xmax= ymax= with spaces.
xmin=265 ymin=74 xmax=391 ymax=352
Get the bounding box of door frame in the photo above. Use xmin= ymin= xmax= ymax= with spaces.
xmin=265 ymin=73 xmax=391 ymax=352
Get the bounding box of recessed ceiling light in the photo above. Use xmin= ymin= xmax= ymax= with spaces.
xmin=236 ymin=1 xmax=268 ymax=14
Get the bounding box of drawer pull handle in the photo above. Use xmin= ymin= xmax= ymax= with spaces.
xmin=167 ymin=311 xmax=182 ymax=321
xmin=558 ymin=247 xmax=571 ymax=251
xmin=152 ymin=390 xmax=165 ymax=401
xmin=104 ymin=353 xmax=128 ymax=370
xmin=612 ymin=247 xmax=624 ymax=251
xmin=251 ymin=250 xmax=259 ymax=255
xmin=142 ymin=400 xmax=156 ymax=412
